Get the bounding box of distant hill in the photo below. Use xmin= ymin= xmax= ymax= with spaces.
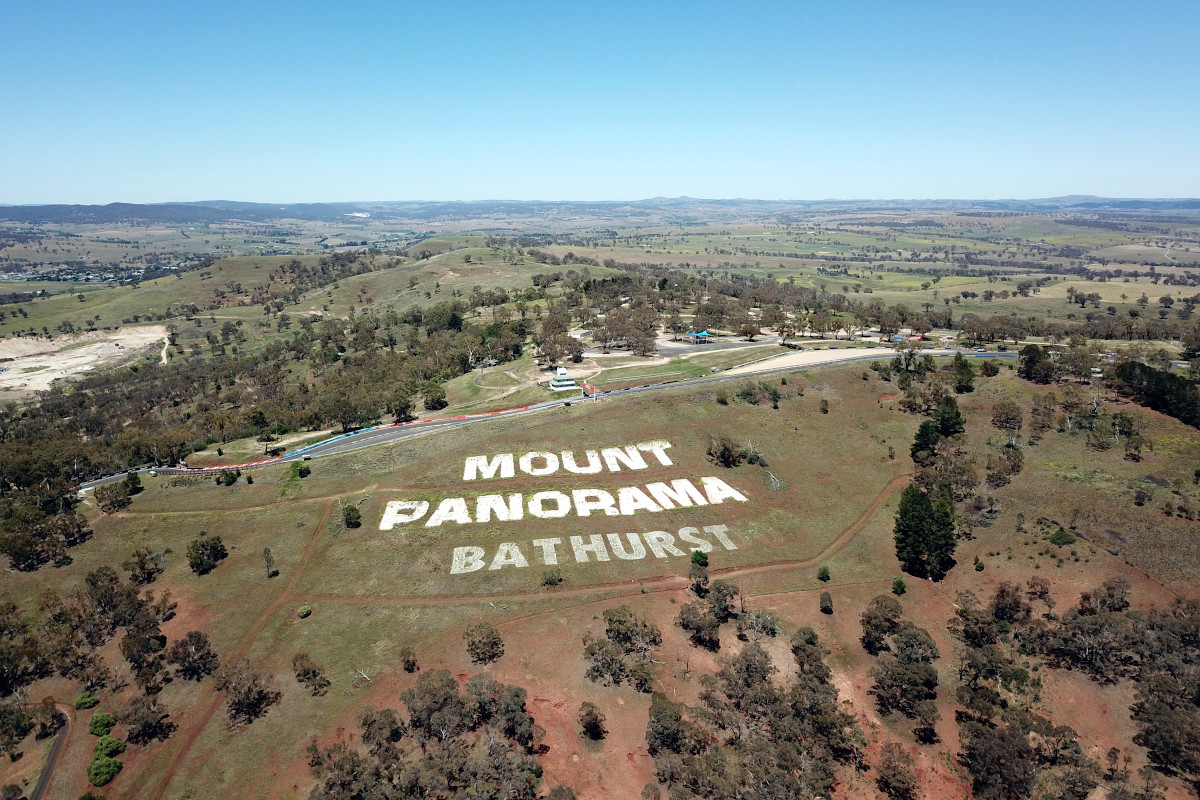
xmin=1 ymin=196 xmax=1198 ymax=225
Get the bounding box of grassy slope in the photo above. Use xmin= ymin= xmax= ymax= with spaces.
xmin=5 ymin=363 xmax=1200 ymax=797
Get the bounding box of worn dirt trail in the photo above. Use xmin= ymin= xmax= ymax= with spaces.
xmin=147 ymin=500 xmax=335 ymax=800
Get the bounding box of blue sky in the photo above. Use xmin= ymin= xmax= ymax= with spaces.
xmin=2 ymin=1 xmax=1197 ymax=203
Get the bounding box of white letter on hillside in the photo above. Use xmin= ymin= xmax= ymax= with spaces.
xmin=562 ymin=450 xmax=603 ymax=474
xmin=606 ymin=532 xmax=647 ymax=560
xmin=425 ymin=497 xmax=472 ymax=527
xmin=617 ymin=486 xmax=662 ymax=516
xmin=677 ymin=527 xmax=713 ymax=553
xmin=518 ymin=451 xmax=560 ymax=476
xmin=451 ymin=546 xmax=486 ymax=574
xmin=601 ymin=445 xmax=648 ymax=473
xmin=642 ymin=530 xmax=686 ymax=558
xmin=532 ymin=538 xmax=563 ymax=565
xmin=572 ymin=489 xmax=619 ymax=517
xmin=570 ymin=534 xmax=610 ymax=562
xmin=646 ymin=479 xmax=708 ymax=510
xmin=528 ymin=491 xmax=571 ymax=519
xmin=637 ymin=440 xmax=674 ymax=466
xmin=700 ymin=476 xmax=749 ymax=505
xmin=379 ymin=500 xmax=430 ymax=530
xmin=476 ymin=493 xmax=523 ymax=523
xmin=704 ymin=524 xmax=738 ymax=550
xmin=489 ymin=543 xmax=529 ymax=570
xmin=463 ymin=454 xmax=514 ymax=481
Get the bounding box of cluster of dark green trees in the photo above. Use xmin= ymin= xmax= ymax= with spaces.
xmin=306 ymin=670 xmax=565 ymax=800
xmin=582 ymin=605 xmax=661 ymax=692
xmin=860 ymin=596 xmax=941 ymax=743
xmin=894 ymin=397 xmax=967 ymax=580
xmin=645 ymin=628 xmax=859 ymax=799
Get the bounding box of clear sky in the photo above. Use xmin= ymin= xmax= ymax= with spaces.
xmin=2 ymin=1 xmax=1198 ymax=203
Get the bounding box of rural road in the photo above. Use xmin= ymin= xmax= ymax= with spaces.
xmin=29 ymin=706 xmax=71 ymax=800
xmin=80 ymin=347 xmax=1014 ymax=491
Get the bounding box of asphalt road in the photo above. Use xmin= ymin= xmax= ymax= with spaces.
xmin=79 ymin=348 xmax=1015 ymax=491
xmin=29 ymin=707 xmax=70 ymax=800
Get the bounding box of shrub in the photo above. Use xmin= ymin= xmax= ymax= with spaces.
xmin=817 ymin=565 xmax=831 ymax=582
xmin=75 ymin=691 xmax=100 ymax=710
xmin=706 ymin=434 xmax=744 ymax=468
xmin=87 ymin=755 xmax=122 ymax=786
xmin=93 ymin=734 xmax=126 ymax=758
xmin=342 ymin=504 xmax=362 ymax=529
xmin=297 ymin=605 xmax=312 ymax=619
xmin=186 ymin=534 xmax=228 ymax=575
xmin=464 ymin=622 xmax=504 ymax=664
xmin=88 ymin=711 xmax=116 ymax=737
xmin=542 ymin=568 xmax=564 ymax=587
xmin=1049 ymin=527 xmax=1076 ymax=547
xmin=819 ymin=592 xmax=833 ymax=615
xmin=578 ymin=701 xmax=607 ymax=740
xmin=819 ymin=398 xmax=830 ymax=414
xmin=892 ymin=579 xmax=907 ymax=596
xmin=219 ymin=470 xmax=238 ymax=486
xmin=399 ymin=646 xmax=419 ymax=673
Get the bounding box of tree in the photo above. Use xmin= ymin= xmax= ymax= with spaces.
xmin=677 ymin=602 xmax=721 ymax=651
xmin=578 ymin=701 xmax=607 ymax=740
xmin=952 ymin=352 xmax=976 ymax=393
xmin=893 ymin=484 xmax=956 ymax=580
xmin=167 ymin=631 xmax=219 ymax=681
xmin=708 ymin=580 xmax=739 ymax=623
xmin=820 ymin=591 xmax=834 ymax=615
xmin=0 ymin=703 xmax=32 ymax=759
xmin=990 ymin=399 xmax=1024 ymax=444
xmin=933 ymin=397 xmax=965 ymax=438
xmin=689 ymin=549 xmax=709 ymax=595
xmin=342 ymin=504 xmax=362 ymax=529
xmin=292 ymin=652 xmax=330 ymax=696
xmin=736 ymin=609 xmax=781 ymax=641
xmin=358 ymin=706 xmax=406 ymax=758
xmin=861 ymin=595 xmax=903 ymax=655
xmin=214 ymin=659 xmax=281 ymax=726
xmin=910 ymin=420 xmax=941 ymax=466
xmin=186 ymin=534 xmax=227 ymax=575
xmin=122 ymin=548 xmax=163 ymax=584
xmin=876 ymin=741 xmax=918 ymax=800
xmin=464 ymin=622 xmax=504 ymax=664
xmin=118 ymin=695 xmax=175 ymax=744
xmin=262 ymin=547 xmax=274 ymax=579
xmin=817 ymin=565 xmax=831 ymax=582
xmin=1019 ymin=344 xmax=1047 ymax=379
xmin=94 ymin=482 xmax=131 ymax=513
xmin=421 ymin=380 xmax=447 ymax=411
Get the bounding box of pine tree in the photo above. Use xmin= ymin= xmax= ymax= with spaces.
xmin=928 ymin=497 xmax=957 ymax=579
xmin=910 ymin=420 xmax=941 ymax=466
xmin=933 ymin=398 xmax=965 ymax=438
xmin=894 ymin=483 xmax=933 ymax=577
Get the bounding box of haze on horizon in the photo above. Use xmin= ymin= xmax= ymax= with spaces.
xmin=3 ymin=0 xmax=1198 ymax=205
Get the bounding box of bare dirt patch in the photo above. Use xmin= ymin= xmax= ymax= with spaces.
xmin=0 ymin=325 xmax=168 ymax=396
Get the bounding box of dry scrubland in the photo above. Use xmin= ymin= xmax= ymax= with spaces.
xmin=3 ymin=361 xmax=1199 ymax=798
